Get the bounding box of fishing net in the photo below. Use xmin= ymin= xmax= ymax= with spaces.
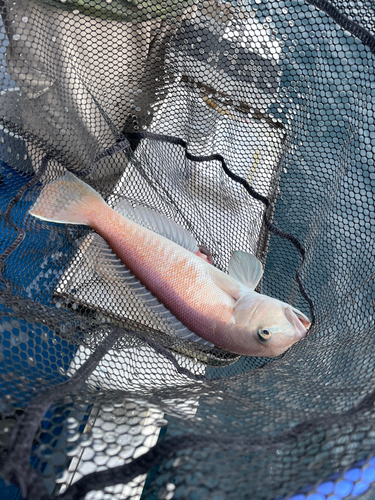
xmin=0 ymin=0 xmax=374 ymax=498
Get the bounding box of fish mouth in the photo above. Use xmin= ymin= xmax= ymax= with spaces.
xmin=285 ymin=307 xmax=310 ymax=339
xmin=293 ymin=307 xmax=311 ymax=329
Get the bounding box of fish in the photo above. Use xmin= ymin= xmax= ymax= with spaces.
xmin=29 ymin=171 xmax=311 ymax=357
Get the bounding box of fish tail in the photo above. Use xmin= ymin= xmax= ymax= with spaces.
xmin=29 ymin=171 xmax=105 ymax=225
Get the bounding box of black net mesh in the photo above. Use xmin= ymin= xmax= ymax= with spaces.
xmin=0 ymin=0 xmax=374 ymax=499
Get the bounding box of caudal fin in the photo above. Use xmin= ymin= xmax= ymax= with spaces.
xmin=29 ymin=171 xmax=105 ymax=225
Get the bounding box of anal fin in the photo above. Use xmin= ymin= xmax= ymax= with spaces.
xmin=209 ymin=266 xmax=247 ymax=300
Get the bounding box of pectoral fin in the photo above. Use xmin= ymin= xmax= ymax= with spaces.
xmin=228 ymin=251 xmax=263 ymax=290
xmin=209 ymin=267 xmax=246 ymax=300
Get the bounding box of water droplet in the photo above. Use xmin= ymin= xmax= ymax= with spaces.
xmin=22 ymin=16 xmax=28 ymax=22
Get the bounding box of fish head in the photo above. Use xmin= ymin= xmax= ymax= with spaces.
xmin=232 ymin=292 xmax=311 ymax=357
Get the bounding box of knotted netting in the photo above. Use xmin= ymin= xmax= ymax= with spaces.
xmin=0 ymin=0 xmax=374 ymax=499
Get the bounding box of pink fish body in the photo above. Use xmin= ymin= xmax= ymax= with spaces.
xmin=30 ymin=172 xmax=311 ymax=357
xmin=91 ymin=203 xmax=236 ymax=339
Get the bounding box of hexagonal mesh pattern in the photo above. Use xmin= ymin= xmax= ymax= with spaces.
xmin=0 ymin=0 xmax=374 ymax=499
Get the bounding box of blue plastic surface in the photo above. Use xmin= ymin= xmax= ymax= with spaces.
xmin=316 ymin=482 xmax=334 ymax=495
xmin=362 ymin=467 xmax=375 ymax=484
xmin=352 ymin=482 xmax=370 ymax=497
xmin=334 ymin=480 xmax=353 ymax=497
xmin=344 ymin=469 xmax=361 ymax=482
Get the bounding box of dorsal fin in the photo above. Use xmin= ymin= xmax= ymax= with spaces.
xmin=114 ymin=199 xmax=198 ymax=253
xmin=228 ymin=251 xmax=263 ymax=290
xmin=89 ymin=233 xmax=213 ymax=347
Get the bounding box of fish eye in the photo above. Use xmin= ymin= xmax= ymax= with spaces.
xmin=257 ymin=328 xmax=272 ymax=342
